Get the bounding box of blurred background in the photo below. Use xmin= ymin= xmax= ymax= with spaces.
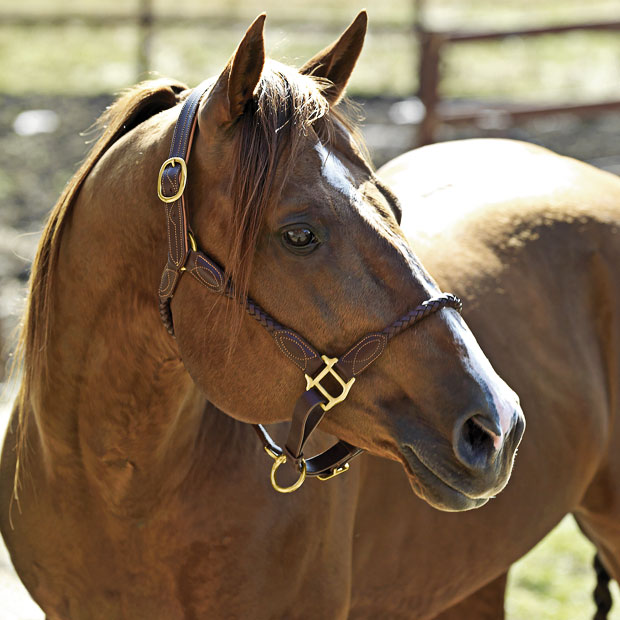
xmin=1 ymin=1 xmax=620 ymax=618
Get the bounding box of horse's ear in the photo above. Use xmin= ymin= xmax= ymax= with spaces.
xmin=202 ymin=14 xmax=266 ymax=126
xmin=300 ymin=11 xmax=367 ymax=104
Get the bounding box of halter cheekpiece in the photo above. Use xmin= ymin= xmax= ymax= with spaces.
xmin=157 ymin=80 xmax=463 ymax=493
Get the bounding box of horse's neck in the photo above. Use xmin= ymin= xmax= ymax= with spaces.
xmin=25 ymin=140 xmax=228 ymax=515
xmin=35 ymin=288 xmax=205 ymax=511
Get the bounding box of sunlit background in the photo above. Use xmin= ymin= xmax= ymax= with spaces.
xmin=1 ymin=1 xmax=620 ymax=618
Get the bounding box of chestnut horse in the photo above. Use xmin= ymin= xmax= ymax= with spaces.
xmin=0 ymin=13 xmax=525 ymax=620
xmin=366 ymin=140 xmax=620 ymax=619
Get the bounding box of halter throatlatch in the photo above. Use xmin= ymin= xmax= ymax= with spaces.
xmin=157 ymin=81 xmax=463 ymax=493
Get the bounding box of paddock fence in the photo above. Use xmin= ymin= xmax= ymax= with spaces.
xmin=2 ymin=1 xmax=620 ymax=151
xmin=417 ymin=19 xmax=620 ymax=145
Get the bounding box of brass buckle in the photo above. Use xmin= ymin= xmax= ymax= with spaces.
xmin=317 ymin=462 xmax=350 ymax=481
xmin=265 ymin=447 xmax=307 ymax=494
xmin=157 ymin=157 xmax=187 ymax=203
xmin=305 ymin=355 xmax=355 ymax=412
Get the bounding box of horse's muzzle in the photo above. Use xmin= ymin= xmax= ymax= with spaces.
xmin=401 ymin=404 xmax=525 ymax=512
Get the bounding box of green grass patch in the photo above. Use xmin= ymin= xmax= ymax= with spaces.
xmin=0 ymin=25 xmax=137 ymax=95
xmin=0 ymin=17 xmax=415 ymax=96
xmin=443 ymin=32 xmax=620 ymax=103
xmin=421 ymin=0 xmax=620 ymax=30
xmin=149 ymin=26 xmax=415 ymax=98
xmin=2 ymin=0 xmax=620 ymax=98
xmin=506 ymin=516 xmax=620 ymax=619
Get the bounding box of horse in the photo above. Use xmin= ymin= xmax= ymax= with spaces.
xmin=0 ymin=13 xmax=526 ymax=620
xmin=358 ymin=139 xmax=619 ymax=619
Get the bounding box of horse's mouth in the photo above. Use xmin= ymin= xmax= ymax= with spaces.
xmin=401 ymin=445 xmax=490 ymax=512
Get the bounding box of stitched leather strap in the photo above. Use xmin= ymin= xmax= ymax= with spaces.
xmin=282 ymin=294 xmax=462 ymax=471
xmin=158 ymin=79 xmax=216 ymax=334
xmin=254 ymin=423 xmax=362 ymax=478
xmin=157 ymin=82 xmax=463 ymax=485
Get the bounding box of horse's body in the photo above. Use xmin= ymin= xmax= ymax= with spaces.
xmin=0 ymin=15 xmax=526 ymax=620
xmin=356 ymin=139 xmax=620 ymax=618
xmin=0 ymin=12 xmax=615 ymax=620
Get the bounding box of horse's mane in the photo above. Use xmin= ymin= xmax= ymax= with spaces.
xmin=12 ymin=78 xmax=187 ymax=501
xmin=11 ymin=62 xmax=366 ymax=501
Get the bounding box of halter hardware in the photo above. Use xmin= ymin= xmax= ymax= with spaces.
xmin=180 ymin=231 xmax=198 ymax=272
xmin=157 ymin=79 xmax=463 ymax=495
xmin=305 ymin=355 xmax=355 ymax=412
xmin=266 ymin=448 xmax=307 ymax=493
xmin=317 ymin=463 xmax=349 ymax=481
xmin=187 ymin=230 xmax=198 ymax=251
xmin=158 ymin=156 xmax=187 ymax=203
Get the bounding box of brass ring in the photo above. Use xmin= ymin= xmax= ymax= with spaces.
xmin=157 ymin=157 xmax=187 ymax=203
xmin=270 ymin=455 xmax=307 ymax=493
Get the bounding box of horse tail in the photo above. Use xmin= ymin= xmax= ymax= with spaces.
xmin=593 ymin=553 xmax=613 ymax=620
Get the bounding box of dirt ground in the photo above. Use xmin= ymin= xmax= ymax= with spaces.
xmin=1 ymin=93 xmax=620 ymax=618
xmin=0 ymin=385 xmax=44 ymax=620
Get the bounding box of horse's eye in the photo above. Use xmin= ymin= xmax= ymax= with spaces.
xmin=282 ymin=227 xmax=319 ymax=252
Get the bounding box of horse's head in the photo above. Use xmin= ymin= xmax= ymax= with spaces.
xmin=168 ymin=13 xmax=525 ymax=511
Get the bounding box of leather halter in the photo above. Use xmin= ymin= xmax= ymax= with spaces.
xmin=157 ymin=80 xmax=463 ymax=492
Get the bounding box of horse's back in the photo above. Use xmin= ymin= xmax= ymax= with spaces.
xmin=382 ymin=139 xmax=620 ymax=412
xmin=349 ymin=139 xmax=620 ymax=617
xmin=380 ymin=139 xmax=620 ymax=402
xmin=379 ymin=138 xmax=620 ymax=240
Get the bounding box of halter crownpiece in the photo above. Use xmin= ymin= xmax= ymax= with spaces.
xmin=157 ymin=81 xmax=463 ymax=493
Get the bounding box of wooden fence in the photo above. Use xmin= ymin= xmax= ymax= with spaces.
xmin=3 ymin=2 xmax=620 ymax=146
xmin=0 ymin=0 xmax=409 ymax=79
xmin=417 ymin=20 xmax=620 ymax=145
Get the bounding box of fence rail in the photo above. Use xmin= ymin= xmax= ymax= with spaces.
xmin=0 ymin=3 xmax=413 ymax=78
xmin=443 ymin=20 xmax=620 ymax=42
xmin=0 ymin=10 xmax=410 ymax=32
xmin=417 ymin=20 xmax=620 ymax=145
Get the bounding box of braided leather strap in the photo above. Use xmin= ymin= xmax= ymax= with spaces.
xmin=336 ymin=293 xmax=461 ymax=380
xmin=245 ymin=298 xmax=284 ymax=333
xmin=383 ymin=293 xmax=462 ymax=341
xmin=278 ymin=293 xmax=462 ymax=476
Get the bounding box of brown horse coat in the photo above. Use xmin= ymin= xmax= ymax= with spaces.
xmin=3 ymin=15 xmax=613 ymax=620
xmin=0 ymin=15 xmax=526 ymax=620
xmin=354 ymin=139 xmax=620 ymax=618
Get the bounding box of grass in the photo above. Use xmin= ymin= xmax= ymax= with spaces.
xmin=421 ymin=0 xmax=620 ymax=29
xmin=1 ymin=0 xmax=620 ymax=99
xmin=443 ymin=32 xmax=620 ymax=103
xmin=507 ymin=517 xmax=620 ymax=619
xmin=0 ymin=25 xmax=138 ymax=95
xmin=151 ymin=26 xmax=415 ymax=97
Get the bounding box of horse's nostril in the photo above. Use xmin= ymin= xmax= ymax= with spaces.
xmin=465 ymin=417 xmax=497 ymax=452
xmin=454 ymin=414 xmax=503 ymax=471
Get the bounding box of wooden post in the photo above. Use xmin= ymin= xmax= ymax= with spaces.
xmin=417 ymin=30 xmax=443 ymax=146
xmin=137 ymin=0 xmax=153 ymax=78
xmin=413 ymin=0 xmax=425 ymax=31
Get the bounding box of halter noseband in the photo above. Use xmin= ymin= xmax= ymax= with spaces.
xmin=157 ymin=80 xmax=462 ymax=493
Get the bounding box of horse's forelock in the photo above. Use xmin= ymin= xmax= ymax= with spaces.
xmin=220 ymin=61 xmax=362 ymax=352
